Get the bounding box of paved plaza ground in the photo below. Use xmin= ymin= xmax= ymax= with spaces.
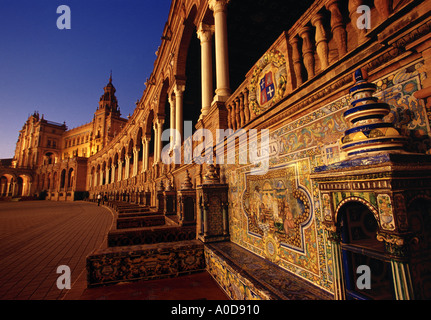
xmin=0 ymin=200 xmax=228 ymax=300
xmin=0 ymin=200 xmax=114 ymax=300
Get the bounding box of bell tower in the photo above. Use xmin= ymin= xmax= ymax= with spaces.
xmin=97 ymin=71 xmax=120 ymax=116
xmin=91 ymin=72 xmax=125 ymax=154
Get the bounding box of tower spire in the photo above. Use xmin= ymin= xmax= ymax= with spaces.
xmin=109 ymin=70 xmax=112 ymax=83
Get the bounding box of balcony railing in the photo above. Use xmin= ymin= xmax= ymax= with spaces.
xmin=224 ymin=0 xmax=418 ymax=130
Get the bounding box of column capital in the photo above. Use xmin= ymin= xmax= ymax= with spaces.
xmin=208 ymin=0 xmax=230 ymax=13
xmin=174 ymin=83 xmax=186 ymax=95
xmin=168 ymin=92 xmax=175 ymax=106
xmin=155 ymin=116 xmax=165 ymax=126
xmin=197 ymin=23 xmax=214 ymax=43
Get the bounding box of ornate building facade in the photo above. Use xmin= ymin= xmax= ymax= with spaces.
xmin=2 ymin=0 xmax=431 ymax=300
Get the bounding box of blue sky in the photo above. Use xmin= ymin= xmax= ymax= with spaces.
xmin=0 ymin=0 xmax=172 ymax=158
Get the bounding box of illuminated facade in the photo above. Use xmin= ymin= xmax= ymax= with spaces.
xmin=2 ymin=0 xmax=431 ymax=300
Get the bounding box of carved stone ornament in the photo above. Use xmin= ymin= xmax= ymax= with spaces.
xmin=181 ymin=170 xmax=193 ymax=190
xmin=203 ymin=164 xmax=219 ymax=184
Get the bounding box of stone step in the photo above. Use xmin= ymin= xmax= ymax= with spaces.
xmin=117 ymin=210 xmax=162 ymax=218
xmin=117 ymin=206 xmax=150 ymax=214
xmin=116 ymin=215 xmax=166 ymax=229
xmin=86 ymin=239 xmax=205 ymax=287
xmin=107 ymin=225 xmax=196 ymax=247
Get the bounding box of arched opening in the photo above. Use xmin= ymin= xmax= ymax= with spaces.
xmin=44 ymin=152 xmax=54 ymax=165
xmin=41 ymin=174 xmax=45 ymax=190
xmin=60 ymin=169 xmax=66 ymax=189
xmin=46 ymin=173 xmax=51 ymax=190
xmin=127 ymin=140 xmax=134 ymax=178
xmin=0 ymin=175 xmax=9 ymax=196
xmin=96 ymin=164 xmax=101 ymax=186
xmin=337 ymin=201 xmax=394 ymax=300
xmin=408 ymin=198 xmax=431 ymax=299
xmin=52 ymin=172 xmax=58 ymax=191
xmin=136 ymin=128 xmax=143 ymax=173
xmin=68 ymin=168 xmax=74 ymax=188
xmin=113 ymin=153 xmax=119 ymax=182
xmin=108 ymin=158 xmax=113 ymax=184
xmin=183 ymin=25 xmax=202 ymax=135
xmin=16 ymin=177 xmax=24 ymax=196
xmin=120 ymin=147 xmax=126 ymax=181
xmin=102 ymin=162 xmax=106 ymax=185
xmin=89 ymin=167 xmax=95 ymax=188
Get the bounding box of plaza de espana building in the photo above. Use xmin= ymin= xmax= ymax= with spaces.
xmin=2 ymin=0 xmax=431 ymax=300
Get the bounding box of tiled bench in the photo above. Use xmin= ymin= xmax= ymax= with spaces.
xmin=205 ymin=242 xmax=334 ymax=300
xmin=86 ymin=240 xmax=205 ymax=287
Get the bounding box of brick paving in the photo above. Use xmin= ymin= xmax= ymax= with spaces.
xmin=0 ymin=200 xmax=113 ymax=300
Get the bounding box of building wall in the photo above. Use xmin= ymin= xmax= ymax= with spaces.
xmin=225 ymin=59 xmax=430 ymax=292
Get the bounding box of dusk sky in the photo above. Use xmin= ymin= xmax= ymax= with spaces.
xmin=0 ymin=0 xmax=172 ymax=159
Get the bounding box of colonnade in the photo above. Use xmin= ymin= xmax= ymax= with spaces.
xmin=90 ymin=0 xmax=232 ymax=190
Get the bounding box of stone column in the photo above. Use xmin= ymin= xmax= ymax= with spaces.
xmin=240 ymin=92 xmax=249 ymax=123
xmin=311 ymin=13 xmax=329 ymax=70
xmin=99 ymin=169 xmax=103 ymax=186
xmin=377 ymin=232 xmax=415 ymax=300
xmin=117 ymin=159 xmax=123 ymax=181
xmin=390 ymin=260 xmax=415 ymax=300
xmin=133 ymin=147 xmax=139 ymax=177
xmin=1 ymin=181 xmax=6 ymax=196
xmin=168 ymin=92 xmax=176 ymax=149
xmin=174 ymin=84 xmax=185 ymax=149
xmin=141 ymin=137 xmax=146 ymax=173
xmin=209 ymin=0 xmax=231 ymax=102
xmin=299 ymin=26 xmax=315 ymax=79
xmin=197 ymin=23 xmax=215 ymax=119
xmin=235 ymin=97 xmax=241 ymax=128
xmin=124 ymin=154 xmax=130 ymax=179
xmin=143 ymin=135 xmax=151 ymax=171
xmin=155 ymin=117 xmax=165 ymax=163
xmin=153 ymin=121 xmax=159 ymax=164
xmin=27 ymin=182 xmax=32 ymax=196
xmin=326 ymin=0 xmax=348 ymax=58
xmin=105 ymin=168 xmax=110 ymax=185
xmin=327 ymin=228 xmax=346 ymax=300
xmin=111 ymin=164 xmax=116 ymax=184
xmin=290 ymin=36 xmax=304 ymax=87
xmin=226 ymin=104 xmax=232 ymax=129
xmin=203 ymin=204 xmax=209 ymax=237
xmin=12 ymin=182 xmax=17 ymax=197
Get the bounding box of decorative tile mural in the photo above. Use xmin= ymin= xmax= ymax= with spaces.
xmin=226 ymin=60 xmax=430 ymax=294
xmin=241 ymin=165 xmax=312 ymax=252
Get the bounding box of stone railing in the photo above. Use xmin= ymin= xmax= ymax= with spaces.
xmin=224 ymin=0 xmax=415 ymax=130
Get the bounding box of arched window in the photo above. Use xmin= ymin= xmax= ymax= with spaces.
xmin=60 ymin=169 xmax=66 ymax=189
xmin=68 ymin=169 xmax=74 ymax=188
xmin=338 ymin=201 xmax=394 ymax=300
